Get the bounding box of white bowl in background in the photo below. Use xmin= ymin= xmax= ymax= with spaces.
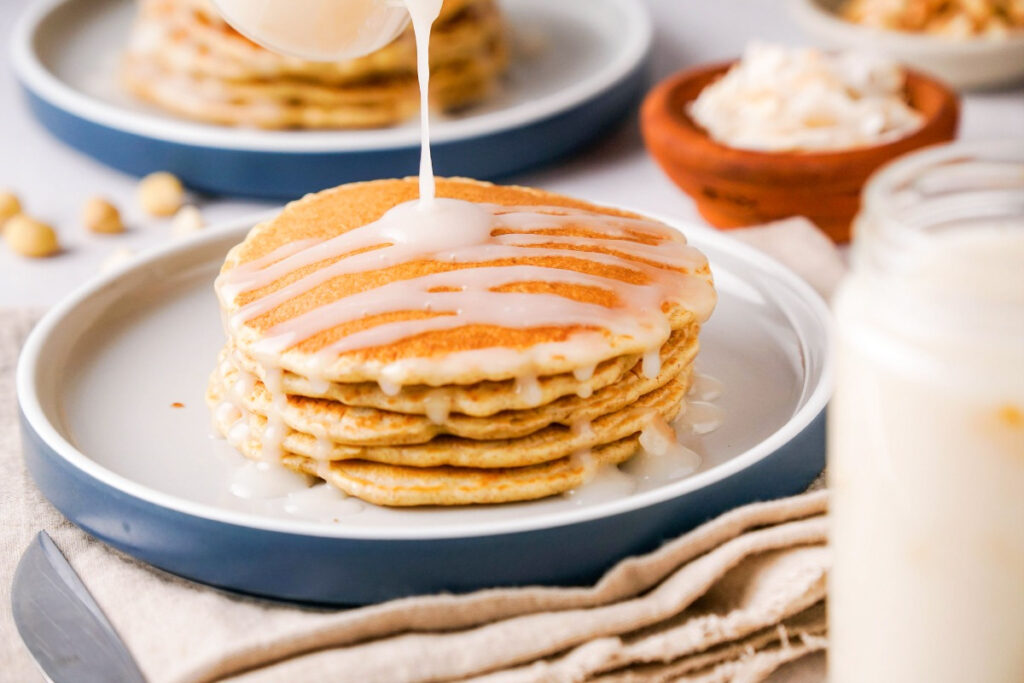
xmin=788 ymin=0 xmax=1024 ymax=91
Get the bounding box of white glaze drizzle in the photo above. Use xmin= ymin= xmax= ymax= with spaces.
xmin=215 ymin=401 xmax=242 ymax=427
xmin=563 ymin=460 xmax=636 ymax=504
xmin=215 ymin=204 xmax=714 ymax=398
xmin=687 ymin=372 xmax=724 ymax=402
xmin=573 ymin=364 xmax=596 ymax=382
xmin=638 ymin=413 xmax=676 ymax=456
xmin=229 ymin=460 xmax=311 ymax=499
xmin=641 ymin=348 xmax=662 ymax=379
xmin=284 ymin=483 xmax=364 ymax=520
xmin=678 ymin=400 xmax=725 ymax=435
xmin=377 ymin=377 xmax=402 ymax=396
xmin=260 ymin=366 xmax=287 ymax=461
xmin=514 ymin=373 xmax=543 ymax=407
xmin=571 ymin=418 xmax=594 ymax=441
xmin=308 ymin=376 xmax=331 ymax=395
xmin=222 ymin=212 xmax=706 ymax=336
xmin=569 ymin=448 xmax=598 ymax=481
xmin=422 ymin=393 xmax=452 ymax=424
xmin=221 ymin=205 xmax=705 ymax=308
xmin=217 ymin=238 xmax=324 ymax=301
xmin=231 ymin=371 xmax=254 ymax=400
xmin=624 ymin=439 xmax=702 ymax=482
xmin=312 ymin=426 xmax=333 ymax=460
xmin=227 ymin=418 xmax=250 ymax=447
xmin=254 ymin=264 xmax=671 ymax=358
xmin=625 ymin=412 xmax=702 ymax=481
xmin=406 ymin=0 xmax=444 ymax=204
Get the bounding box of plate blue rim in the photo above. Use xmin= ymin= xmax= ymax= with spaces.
xmin=11 ymin=0 xmax=653 ymax=199
xmin=16 ymin=215 xmax=831 ymax=605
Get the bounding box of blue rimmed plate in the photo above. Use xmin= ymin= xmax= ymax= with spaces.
xmin=17 ymin=213 xmax=831 ymax=605
xmin=11 ymin=0 xmax=652 ymax=199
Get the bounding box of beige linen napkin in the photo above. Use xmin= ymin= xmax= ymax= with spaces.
xmin=0 ymin=219 xmax=844 ymax=683
xmin=727 ymin=217 xmax=847 ymax=300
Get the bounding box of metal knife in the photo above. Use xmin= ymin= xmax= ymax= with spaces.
xmin=11 ymin=531 xmax=147 ymax=683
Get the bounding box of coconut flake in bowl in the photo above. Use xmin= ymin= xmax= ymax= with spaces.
xmin=688 ymin=43 xmax=924 ymax=152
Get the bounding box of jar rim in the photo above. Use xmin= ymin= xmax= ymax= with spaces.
xmin=863 ymin=139 xmax=1024 ymax=217
xmin=856 ymin=139 xmax=1024 ymax=256
xmin=851 ymin=140 xmax=1024 ymax=341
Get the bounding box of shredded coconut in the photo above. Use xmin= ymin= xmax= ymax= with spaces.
xmin=689 ymin=43 xmax=924 ymax=152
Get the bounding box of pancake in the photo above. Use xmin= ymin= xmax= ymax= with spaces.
xmin=210 ymin=389 xmax=672 ymax=506
xmin=131 ymin=0 xmax=504 ymax=85
xmin=217 ymin=178 xmax=716 ymax=387
xmin=227 ymin=341 xmax=642 ymax=416
xmin=214 ymin=331 xmax=696 ymax=445
xmin=208 ymin=371 xmax=687 ymax=469
xmin=271 ymin=438 xmax=638 ymax=507
xmin=121 ymin=54 xmax=502 ymax=129
xmin=122 ymin=0 xmax=508 ymax=129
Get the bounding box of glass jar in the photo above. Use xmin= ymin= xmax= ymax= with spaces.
xmin=829 ymin=140 xmax=1024 ymax=682
xmin=212 ymin=0 xmax=410 ymax=61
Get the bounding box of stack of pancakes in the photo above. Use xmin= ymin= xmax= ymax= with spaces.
xmin=208 ymin=178 xmax=716 ymax=506
xmin=122 ymin=0 xmax=507 ymax=128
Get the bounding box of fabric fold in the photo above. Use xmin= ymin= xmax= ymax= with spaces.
xmin=217 ymin=515 xmax=827 ymax=682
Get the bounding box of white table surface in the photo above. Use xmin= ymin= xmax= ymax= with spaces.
xmin=1 ymin=1 xmax=1021 ymax=678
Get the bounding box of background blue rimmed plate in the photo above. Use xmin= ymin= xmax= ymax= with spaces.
xmin=11 ymin=0 xmax=652 ymax=199
xmin=17 ymin=214 xmax=831 ymax=605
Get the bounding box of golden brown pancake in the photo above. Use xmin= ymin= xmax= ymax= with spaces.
xmin=226 ymin=341 xmax=643 ymax=416
xmin=120 ymin=55 xmax=503 ymax=129
xmin=214 ymin=332 xmax=696 ymax=445
xmin=210 ymin=392 xmax=671 ymax=506
xmin=131 ymin=0 xmax=502 ymax=85
xmin=208 ymin=367 xmax=689 ymax=468
xmin=290 ymin=440 xmax=640 ymax=507
xmin=122 ymin=0 xmax=507 ymax=129
xmin=219 ymin=178 xmax=714 ymax=387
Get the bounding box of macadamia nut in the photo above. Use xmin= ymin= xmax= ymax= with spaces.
xmin=82 ymin=196 xmax=124 ymax=234
xmin=4 ymin=215 xmax=59 ymax=258
xmin=0 ymin=191 xmax=22 ymax=227
xmin=171 ymin=205 xmax=205 ymax=238
xmin=138 ymin=172 xmax=184 ymax=216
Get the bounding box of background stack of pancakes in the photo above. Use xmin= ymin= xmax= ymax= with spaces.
xmin=121 ymin=0 xmax=507 ymax=128
xmin=208 ymin=179 xmax=716 ymax=506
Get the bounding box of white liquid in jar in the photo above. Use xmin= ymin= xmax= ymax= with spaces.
xmin=830 ymin=226 xmax=1024 ymax=683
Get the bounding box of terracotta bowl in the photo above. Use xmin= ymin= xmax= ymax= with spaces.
xmin=640 ymin=61 xmax=960 ymax=242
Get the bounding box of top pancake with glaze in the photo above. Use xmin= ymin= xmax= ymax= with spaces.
xmin=216 ymin=178 xmax=716 ymax=387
